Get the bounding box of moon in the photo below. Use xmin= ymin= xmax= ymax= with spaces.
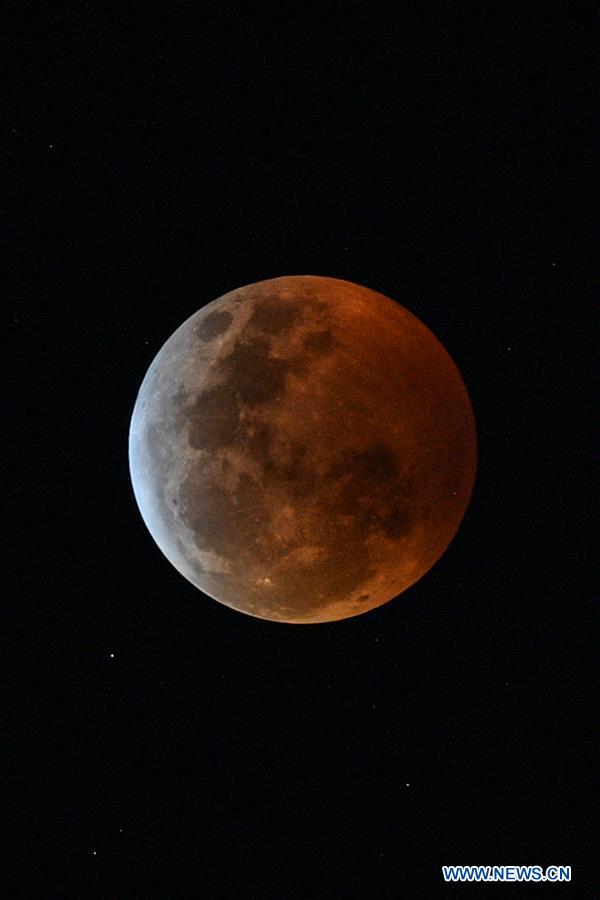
xmin=129 ymin=276 xmax=476 ymax=623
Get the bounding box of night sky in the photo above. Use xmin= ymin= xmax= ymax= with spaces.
xmin=9 ymin=3 xmax=596 ymax=896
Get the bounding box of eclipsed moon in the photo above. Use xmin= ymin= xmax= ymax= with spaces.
xmin=129 ymin=275 xmax=476 ymax=623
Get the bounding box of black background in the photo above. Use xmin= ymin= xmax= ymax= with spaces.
xmin=8 ymin=3 xmax=596 ymax=896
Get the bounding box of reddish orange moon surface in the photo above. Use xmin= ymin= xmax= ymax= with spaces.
xmin=129 ymin=276 xmax=477 ymax=623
